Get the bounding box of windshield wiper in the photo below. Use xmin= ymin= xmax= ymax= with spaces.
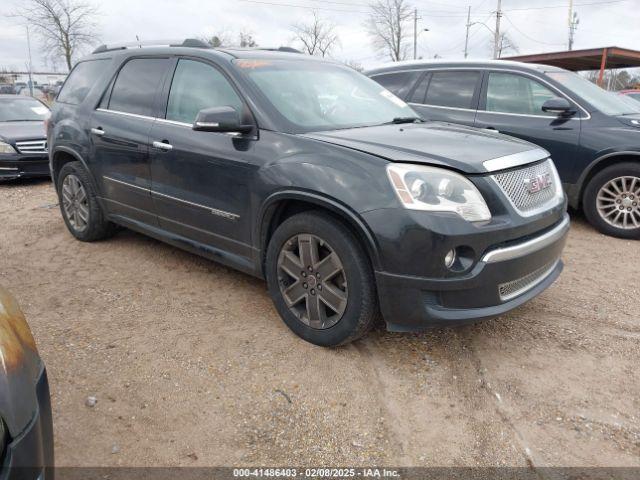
xmin=387 ymin=116 xmax=424 ymax=124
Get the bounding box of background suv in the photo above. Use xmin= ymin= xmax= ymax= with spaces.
xmin=368 ymin=60 xmax=640 ymax=239
xmin=48 ymin=41 xmax=568 ymax=346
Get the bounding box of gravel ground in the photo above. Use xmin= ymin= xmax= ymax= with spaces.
xmin=1 ymin=178 xmax=639 ymax=467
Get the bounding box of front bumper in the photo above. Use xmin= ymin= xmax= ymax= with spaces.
xmin=375 ymin=214 xmax=570 ymax=331
xmin=0 ymin=154 xmax=50 ymax=179
xmin=1 ymin=368 xmax=54 ymax=480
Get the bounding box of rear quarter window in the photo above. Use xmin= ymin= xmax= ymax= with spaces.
xmin=57 ymin=59 xmax=110 ymax=105
xmin=370 ymin=71 xmax=420 ymax=99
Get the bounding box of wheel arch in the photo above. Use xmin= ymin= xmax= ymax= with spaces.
xmin=256 ymin=190 xmax=382 ymax=276
xmin=575 ymin=151 xmax=640 ymax=209
xmin=51 ymin=147 xmax=95 ymax=186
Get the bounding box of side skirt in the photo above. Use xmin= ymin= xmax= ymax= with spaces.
xmin=108 ymin=213 xmax=263 ymax=279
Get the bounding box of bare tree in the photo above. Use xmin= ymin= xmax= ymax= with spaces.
xmin=201 ymin=31 xmax=231 ymax=48
xmin=495 ymin=32 xmax=518 ymax=58
xmin=291 ymin=11 xmax=340 ymax=57
xmin=366 ymin=0 xmax=413 ymax=62
xmin=14 ymin=0 xmax=99 ymax=71
xmin=238 ymin=31 xmax=258 ymax=48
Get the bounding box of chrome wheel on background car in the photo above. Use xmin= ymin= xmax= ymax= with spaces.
xmin=584 ymin=162 xmax=640 ymax=239
xmin=277 ymin=233 xmax=348 ymax=329
xmin=596 ymin=176 xmax=640 ymax=229
xmin=61 ymin=174 xmax=89 ymax=232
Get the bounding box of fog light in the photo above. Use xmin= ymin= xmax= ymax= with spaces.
xmin=444 ymin=249 xmax=456 ymax=269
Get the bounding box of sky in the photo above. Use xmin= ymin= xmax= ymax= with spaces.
xmin=1 ymin=0 xmax=639 ymax=73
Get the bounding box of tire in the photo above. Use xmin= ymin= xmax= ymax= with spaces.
xmin=583 ymin=162 xmax=640 ymax=239
xmin=265 ymin=211 xmax=378 ymax=347
xmin=56 ymin=161 xmax=116 ymax=242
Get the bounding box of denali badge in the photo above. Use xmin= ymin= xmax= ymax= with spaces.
xmin=524 ymin=172 xmax=552 ymax=194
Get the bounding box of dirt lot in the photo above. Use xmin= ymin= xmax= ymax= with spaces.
xmin=1 ymin=178 xmax=639 ymax=467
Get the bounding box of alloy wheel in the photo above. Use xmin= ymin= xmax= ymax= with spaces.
xmin=277 ymin=234 xmax=348 ymax=329
xmin=596 ymin=176 xmax=640 ymax=230
xmin=61 ymin=174 xmax=90 ymax=232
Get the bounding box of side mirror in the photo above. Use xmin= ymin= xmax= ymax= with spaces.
xmin=193 ymin=106 xmax=253 ymax=134
xmin=541 ymin=97 xmax=575 ymax=117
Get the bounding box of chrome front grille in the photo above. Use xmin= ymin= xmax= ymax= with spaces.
xmin=498 ymin=260 xmax=558 ymax=301
xmin=15 ymin=139 xmax=47 ymax=154
xmin=491 ymin=159 xmax=561 ymax=216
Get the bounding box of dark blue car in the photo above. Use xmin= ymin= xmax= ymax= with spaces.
xmin=367 ymin=60 xmax=640 ymax=239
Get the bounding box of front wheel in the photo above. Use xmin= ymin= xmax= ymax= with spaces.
xmin=583 ymin=162 xmax=640 ymax=239
xmin=265 ymin=211 xmax=378 ymax=347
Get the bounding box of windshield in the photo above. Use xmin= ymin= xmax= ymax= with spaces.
xmin=235 ymin=59 xmax=417 ymax=131
xmin=0 ymin=97 xmax=50 ymax=122
xmin=547 ymin=71 xmax=640 ymax=116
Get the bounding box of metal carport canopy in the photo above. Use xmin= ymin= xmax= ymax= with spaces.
xmin=503 ymin=46 xmax=640 ymax=86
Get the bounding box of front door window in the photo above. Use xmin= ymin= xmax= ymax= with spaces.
xmin=485 ymin=72 xmax=558 ymax=116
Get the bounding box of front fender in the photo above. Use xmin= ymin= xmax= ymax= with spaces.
xmin=254 ymin=157 xmax=398 ymax=272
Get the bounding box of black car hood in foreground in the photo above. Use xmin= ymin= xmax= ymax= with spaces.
xmin=302 ymin=122 xmax=547 ymax=174
xmin=0 ymin=121 xmax=46 ymax=143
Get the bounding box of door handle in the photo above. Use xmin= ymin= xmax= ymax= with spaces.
xmin=91 ymin=127 xmax=105 ymax=136
xmin=152 ymin=141 xmax=173 ymax=151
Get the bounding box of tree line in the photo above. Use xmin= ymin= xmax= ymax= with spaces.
xmin=11 ymin=0 xmax=435 ymax=72
xmin=10 ymin=0 xmax=640 ymax=90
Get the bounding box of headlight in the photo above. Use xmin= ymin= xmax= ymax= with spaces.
xmin=387 ymin=164 xmax=491 ymax=222
xmin=0 ymin=141 xmax=17 ymax=154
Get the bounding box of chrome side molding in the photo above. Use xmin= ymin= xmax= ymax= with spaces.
xmin=103 ymin=176 xmax=239 ymax=220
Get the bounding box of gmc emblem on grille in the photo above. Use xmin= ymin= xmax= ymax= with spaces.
xmin=524 ymin=172 xmax=552 ymax=194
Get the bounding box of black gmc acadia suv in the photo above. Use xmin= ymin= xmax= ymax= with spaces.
xmin=48 ymin=40 xmax=569 ymax=346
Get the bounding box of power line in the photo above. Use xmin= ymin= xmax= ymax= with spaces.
xmin=235 ymin=0 xmax=369 ymax=14
xmin=501 ymin=0 xmax=629 ymax=12
xmin=502 ymin=14 xmax=567 ymax=46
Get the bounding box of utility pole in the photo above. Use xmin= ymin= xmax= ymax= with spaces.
xmin=26 ymin=26 xmax=34 ymax=97
xmin=413 ymin=8 xmax=418 ymax=60
xmin=568 ymin=0 xmax=579 ymax=51
xmin=464 ymin=5 xmax=471 ymax=59
xmin=493 ymin=0 xmax=502 ymax=59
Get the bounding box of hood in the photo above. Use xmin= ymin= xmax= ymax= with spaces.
xmin=302 ymin=122 xmax=548 ymax=174
xmin=0 ymin=121 xmax=46 ymax=143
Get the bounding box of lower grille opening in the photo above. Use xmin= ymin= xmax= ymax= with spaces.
xmin=498 ymin=260 xmax=559 ymax=302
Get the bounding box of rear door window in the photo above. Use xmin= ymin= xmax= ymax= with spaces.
xmin=424 ymin=71 xmax=480 ymax=109
xmin=409 ymin=73 xmax=429 ymax=103
xmin=57 ymin=59 xmax=109 ymax=105
xmin=108 ymin=58 xmax=171 ymax=117
xmin=371 ymin=71 xmax=420 ymax=99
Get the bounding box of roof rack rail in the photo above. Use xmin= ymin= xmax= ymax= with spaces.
xmin=256 ymin=47 xmax=303 ymax=54
xmin=92 ymin=38 xmax=211 ymax=54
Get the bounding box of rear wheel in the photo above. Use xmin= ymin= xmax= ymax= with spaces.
xmin=583 ymin=162 xmax=640 ymax=239
xmin=57 ymin=161 xmax=116 ymax=241
xmin=265 ymin=211 xmax=378 ymax=346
